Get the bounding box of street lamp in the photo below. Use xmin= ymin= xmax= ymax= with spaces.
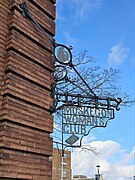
xmin=96 ymin=165 xmax=100 ymax=180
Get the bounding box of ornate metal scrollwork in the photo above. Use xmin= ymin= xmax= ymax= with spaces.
xmin=51 ymin=44 xmax=122 ymax=112
xmin=54 ymin=65 xmax=67 ymax=81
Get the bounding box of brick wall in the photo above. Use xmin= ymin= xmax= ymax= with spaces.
xmin=0 ymin=0 xmax=55 ymax=179
xmin=51 ymin=149 xmax=72 ymax=180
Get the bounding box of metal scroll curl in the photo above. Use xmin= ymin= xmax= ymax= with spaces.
xmin=54 ymin=65 xmax=67 ymax=81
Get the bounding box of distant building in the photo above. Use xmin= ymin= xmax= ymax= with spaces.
xmin=50 ymin=148 xmax=104 ymax=180
xmin=73 ymin=174 xmax=103 ymax=180
xmin=73 ymin=175 xmax=94 ymax=180
xmin=51 ymin=148 xmax=72 ymax=180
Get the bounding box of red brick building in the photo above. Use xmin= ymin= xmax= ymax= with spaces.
xmin=0 ymin=0 xmax=55 ymax=179
xmin=51 ymin=148 xmax=72 ymax=180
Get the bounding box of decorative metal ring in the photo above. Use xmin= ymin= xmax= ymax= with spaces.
xmin=54 ymin=65 xmax=67 ymax=81
xmin=54 ymin=44 xmax=72 ymax=65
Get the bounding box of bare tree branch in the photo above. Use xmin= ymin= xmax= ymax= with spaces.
xmin=52 ymin=50 xmax=134 ymax=154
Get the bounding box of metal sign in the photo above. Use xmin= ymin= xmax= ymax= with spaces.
xmin=62 ymin=105 xmax=114 ymax=135
xmin=65 ymin=134 xmax=79 ymax=145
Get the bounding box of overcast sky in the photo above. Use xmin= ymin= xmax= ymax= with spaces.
xmin=55 ymin=0 xmax=135 ymax=179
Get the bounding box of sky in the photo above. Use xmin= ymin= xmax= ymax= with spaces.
xmin=55 ymin=0 xmax=135 ymax=179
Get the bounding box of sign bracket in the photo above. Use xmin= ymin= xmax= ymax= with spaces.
xmin=20 ymin=2 xmax=122 ymax=151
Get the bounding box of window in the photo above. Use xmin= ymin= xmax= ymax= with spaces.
xmin=63 ymin=153 xmax=67 ymax=158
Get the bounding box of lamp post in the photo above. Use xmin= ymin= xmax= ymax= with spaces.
xmin=96 ymin=165 xmax=100 ymax=180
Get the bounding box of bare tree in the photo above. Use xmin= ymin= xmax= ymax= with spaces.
xmin=55 ymin=50 xmax=134 ymax=106
xmin=52 ymin=50 xmax=134 ymax=153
